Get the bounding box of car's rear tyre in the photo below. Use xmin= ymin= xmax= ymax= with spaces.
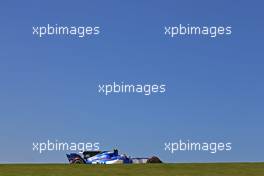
xmin=72 ymin=159 xmax=85 ymax=164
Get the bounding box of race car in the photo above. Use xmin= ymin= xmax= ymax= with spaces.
xmin=66 ymin=149 xmax=162 ymax=164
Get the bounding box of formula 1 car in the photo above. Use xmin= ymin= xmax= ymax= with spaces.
xmin=66 ymin=149 xmax=162 ymax=164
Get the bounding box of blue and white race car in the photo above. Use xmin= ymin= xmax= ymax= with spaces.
xmin=66 ymin=149 xmax=162 ymax=164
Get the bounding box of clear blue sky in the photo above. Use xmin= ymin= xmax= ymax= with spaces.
xmin=0 ymin=0 xmax=263 ymax=163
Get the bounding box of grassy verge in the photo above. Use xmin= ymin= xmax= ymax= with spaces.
xmin=0 ymin=163 xmax=263 ymax=176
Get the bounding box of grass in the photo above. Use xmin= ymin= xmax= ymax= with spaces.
xmin=0 ymin=163 xmax=263 ymax=176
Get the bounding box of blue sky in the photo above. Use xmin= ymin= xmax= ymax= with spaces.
xmin=0 ymin=0 xmax=263 ymax=163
